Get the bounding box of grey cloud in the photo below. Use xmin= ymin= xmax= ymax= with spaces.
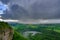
xmin=0 ymin=0 xmax=10 ymax=4
xmin=2 ymin=0 xmax=60 ymax=19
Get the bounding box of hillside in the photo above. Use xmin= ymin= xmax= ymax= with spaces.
xmin=0 ymin=22 xmax=28 ymax=40
xmin=0 ymin=22 xmax=13 ymax=40
xmin=1 ymin=22 xmax=60 ymax=40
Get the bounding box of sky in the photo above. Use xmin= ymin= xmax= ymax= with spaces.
xmin=0 ymin=0 xmax=60 ymax=20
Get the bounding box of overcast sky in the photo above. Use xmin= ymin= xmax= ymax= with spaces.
xmin=0 ymin=0 xmax=60 ymax=20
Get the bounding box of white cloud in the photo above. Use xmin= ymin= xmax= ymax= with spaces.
xmin=18 ymin=19 xmax=60 ymax=24
xmin=0 ymin=19 xmax=19 ymax=22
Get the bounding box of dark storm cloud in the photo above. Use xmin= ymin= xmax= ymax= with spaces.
xmin=2 ymin=0 xmax=60 ymax=19
xmin=30 ymin=0 xmax=60 ymax=19
xmin=3 ymin=4 xmax=29 ymax=19
xmin=0 ymin=0 xmax=10 ymax=4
